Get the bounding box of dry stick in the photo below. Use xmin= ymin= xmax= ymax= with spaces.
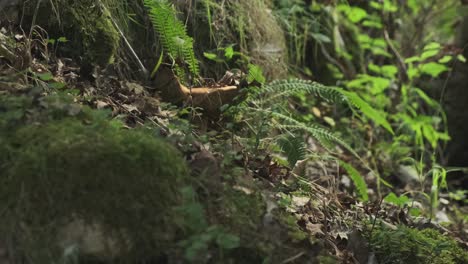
xmin=383 ymin=29 xmax=408 ymax=82
xmin=97 ymin=0 xmax=149 ymax=78
xmin=281 ymin=251 xmax=306 ymax=264
xmin=319 ymin=42 xmax=349 ymax=79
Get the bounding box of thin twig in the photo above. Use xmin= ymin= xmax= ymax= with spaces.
xmin=281 ymin=251 xmax=306 ymax=264
xmin=97 ymin=0 xmax=149 ymax=78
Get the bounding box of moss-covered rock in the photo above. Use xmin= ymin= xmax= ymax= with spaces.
xmin=21 ymin=0 xmax=120 ymax=69
xmin=177 ymin=0 xmax=288 ymax=80
xmin=0 ymin=95 xmax=190 ymax=262
xmin=370 ymin=225 xmax=468 ymax=264
xmin=66 ymin=0 xmax=120 ymax=67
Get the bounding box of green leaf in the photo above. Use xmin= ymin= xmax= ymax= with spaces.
xmin=150 ymin=51 xmax=164 ymax=79
xmin=423 ymin=42 xmax=441 ymax=51
xmin=362 ymin=20 xmax=383 ymax=29
xmin=338 ymin=5 xmax=368 ymax=23
xmin=36 ymin=72 xmax=53 ymax=81
xmin=438 ymin=55 xmax=452 ymax=64
xmin=184 ymin=239 xmax=209 ymax=261
xmin=383 ymin=0 xmax=397 ymax=12
xmin=57 ymin=37 xmax=68 ymax=43
xmin=340 ymin=161 xmax=368 ymax=201
xmin=370 ymin=76 xmax=391 ymax=94
xmin=343 ymin=91 xmax=394 ymax=134
xmin=409 ymin=207 xmax=421 ymax=217
xmin=407 ymin=0 xmax=420 ymax=14
xmin=420 ymin=49 xmax=439 ymax=60
xmin=144 ymin=0 xmax=199 ymax=77
xmin=405 ymin=56 xmax=421 ymax=63
xmin=311 ymin=33 xmax=331 ymax=43
xmin=278 ymin=136 xmax=306 ymax=168
xmin=368 ymin=63 xmax=381 ymax=74
xmin=348 ymin=7 xmax=368 ymax=23
xmin=407 ymin=65 xmax=420 ymax=80
xmin=247 ymin=64 xmax=266 ymax=84
xmin=381 ymin=65 xmax=398 ymax=78
xmin=413 ymin=88 xmax=439 ymax=109
xmin=216 ymin=233 xmax=240 ymax=249
xmin=457 ymin=54 xmax=467 ymax=63
xmin=384 ymin=192 xmax=409 ymax=207
xmin=370 ymin=1 xmax=382 ymax=10
xmin=203 ymin=52 xmax=218 ymax=60
xmin=48 ymin=82 xmax=66 ymax=89
xmin=224 ymin=46 xmax=234 ymax=60
xmin=419 ymin=62 xmax=448 ymax=77
xmin=323 ymin=116 xmax=336 ymax=127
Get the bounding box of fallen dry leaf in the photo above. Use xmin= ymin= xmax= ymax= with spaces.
xmin=305 ymin=222 xmax=324 ymax=236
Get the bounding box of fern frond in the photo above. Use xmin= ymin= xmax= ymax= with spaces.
xmin=280 ymin=124 xmax=358 ymax=158
xmin=253 ymin=108 xmax=359 ymax=158
xmin=144 ymin=0 xmax=200 ymax=78
xmin=183 ymin=38 xmax=199 ymax=76
xmin=342 ymin=91 xmax=394 ymax=134
xmin=265 ymin=79 xmax=347 ymax=103
xmin=263 ymin=79 xmax=394 ymax=134
xmin=277 ymin=135 xmax=307 ymax=167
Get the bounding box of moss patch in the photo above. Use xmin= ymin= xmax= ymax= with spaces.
xmin=178 ymin=0 xmax=288 ymax=80
xmin=22 ymin=0 xmax=120 ymax=68
xmin=67 ymin=0 xmax=120 ymax=67
xmin=0 ymin=95 xmax=190 ymax=262
xmin=371 ymin=225 xmax=468 ymax=264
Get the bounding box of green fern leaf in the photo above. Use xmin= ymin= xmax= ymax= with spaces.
xmin=144 ymin=0 xmax=200 ymax=78
xmin=265 ymin=79 xmax=347 ymax=103
xmin=247 ymin=64 xmax=266 ymax=84
xmin=264 ymin=79 xmax=393 ymax=134
xmin=342 ymin=91 xmax=394 ymax=134
xmin=278 ymin=135 xmax=307 ymax=167
xmin=340 ymin=161 xmax=369 ymax=201
xmin=259 ymin=110 xmax=359 ymax=158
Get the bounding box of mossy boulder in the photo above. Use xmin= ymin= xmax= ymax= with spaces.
xmin=0 ymin=96 xmax=190 ymax=262
xmin=66 ymin=0 xmax=120 ymax=67
xmin=370 ymin=225 xmax=468 ymax=264
xmin=21 ymin=0 xmax=120 ymax=69
xmin=177 ymin=0 xmax=288 ymax=80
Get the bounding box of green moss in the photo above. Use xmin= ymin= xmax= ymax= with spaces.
xmin=177 ymin=0 xmax=288 ymax=80
xmin=221 ymin=188 xmax=266 ymax=231
xmin=0 ymin=95 xmax=190 ymax=261
xmin=208 ymin=188 xmax=268 ymax=262
xmin=276 ymin=211 xmax=308 ymax=242
xmin=216 ymin=188 xmax=314 ymax=262
xmin=23 ymin=0 xmax=120 ymax=68
xmin=370 ymin=225 xmax=468 ymax=264
xmin=67 ymin=0 xmax=120 ymax=66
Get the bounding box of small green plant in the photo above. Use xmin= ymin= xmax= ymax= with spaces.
xmin=225 ymin=72 xmax=391 ymax=201
xmin=319 ymin=1 xmax=465 ymax=214
xmin=176 ymin=187 xmax=240 ymax=262
xmin=244 ymin=78 xmax=392 ymax=156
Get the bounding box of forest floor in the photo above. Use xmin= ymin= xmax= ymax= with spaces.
xmin=1 ymin=18 xmax=468 ymax=264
